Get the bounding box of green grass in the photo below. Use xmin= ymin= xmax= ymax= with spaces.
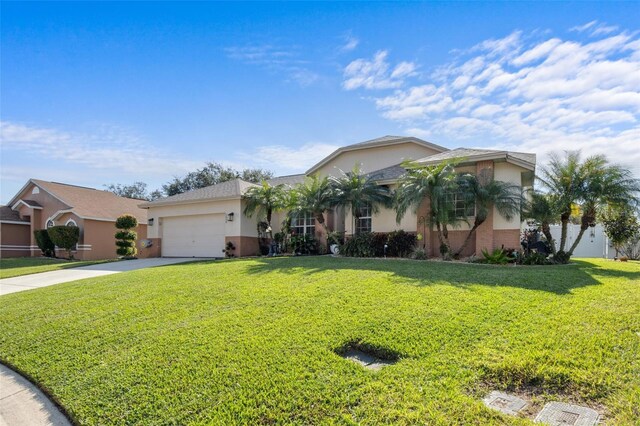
xmin=0 ymin=257 xmax=116 ymax=279
xmin=0 ymin=257 xmax=638 ymax=425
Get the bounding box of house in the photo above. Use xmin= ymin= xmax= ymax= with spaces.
xmin=141 ymin=135 xmax=535 ymax=258
xmin=1 ymin=179 xmax=151 ymax=260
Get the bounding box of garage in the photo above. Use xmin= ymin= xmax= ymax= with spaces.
xmin=161 ymin=214 xmax=225 ymax=257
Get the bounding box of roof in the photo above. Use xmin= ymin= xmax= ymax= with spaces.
xmin=20 ymin=199 xmax=43 ymax=208
xmin=416 ymin=148 xmax=536 ymax=170
xmin=0 ymin=206 xmax=29 ymax=223
xmin=306 ymin=135 xmax=449 ymax=174
xmin=367 ymin=164 xmax=407 ymax=182
xmin=11 ymin=179 xmax=148 ymax=223
xmin=140 ymin=178 xmax=259 ymax=208
xmin=266 ymin=174 xmax=306 ymax=187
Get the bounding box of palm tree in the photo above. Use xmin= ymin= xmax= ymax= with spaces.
xmin=453 ymin=170 xmax=522 ymax=257
xmin=566 ymin=156 xmax=640 ymax=257
xmin=537 ymin=151 xmax=640 ymax=261
xmin=522 ymin=191 xmax=560 ymax=254
xmin=394 ymin=160 xmax=460 ymax=257
xmin=242 ymin=181 xmax=288 ymax=230
xmin=288 ymin=175 xmax=335 ymax=249
xmin=329 ymin=165 xmax=392 ymax=234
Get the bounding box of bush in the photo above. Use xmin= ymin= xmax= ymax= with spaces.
xmin=341 ymin=233 xmax=377 ymax=257
xmin=222 ymin=241 xmax=236 ymax=258
xmin=115 ymin=214 xmax=138 ymax=258
xmin=48 ymin=226 xmax=79 ymax=259
xmin=115 ymin=214 xmax=138 ymax=230
xmin=34 ymin=229 xmax=55 ymax=257
xmin=552 ymin=250 xmax=570 ymax=264
xmin=480 ymin=248 xmax=510 ymax=265
xmin=521 ymin=252 xmax=549 ymax=265
xmin=386 ymin=230 xmax=417 ymax=257
xmin=290 ymin=234 xmax=318 ymax=255
xmin=411 ymin=246 xmax=427 ymax=260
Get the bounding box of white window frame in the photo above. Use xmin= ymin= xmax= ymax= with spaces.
xmin=32 ymin=187 xmax=40 ymax=194
xmin=46 ymin=219 xmax=55 ymax=228
xmin=65 ymin=219 xmax=78 ymax=227
xmin=291 ymin=212 xmax=315 ymax=236
xmin=354 ymin=204 xmax=372 ymax=234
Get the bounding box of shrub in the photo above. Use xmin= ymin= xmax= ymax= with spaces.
xmin=552 ymin=250 xmax=570 ymax=264
xmin=410 ymin=246 xmax=427 ymax=260
xmin=521 ymin=252 xmax=549 ymax=265
xmin=222 ymin=241 xmax=236 ymax=258
xmin=115 ymin=214 xmax=138 ymax=258
xmin=341 ymin=233 xmax=377 ymax=257
xmin=386 ymin=230 xmax=417 ymax=257
xmin=48 ymin=226 xmax=80 ymax=259
xmin=34 ymin=229 xmax=55 ymax=258
xmin=480 ymin=248 xmax=510 ymax=265
xmin=290 ymin=234 xmax=318 ymax=255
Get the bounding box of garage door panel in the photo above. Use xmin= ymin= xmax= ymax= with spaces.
xmin=162 ymin=214 xmax=225 ymax=257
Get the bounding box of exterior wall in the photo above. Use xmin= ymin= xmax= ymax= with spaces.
xmin=429 ymin=229 xmax=476 ymax=258
xmin=493 ymin=229 xmax=521 ymax=251
xmin=493 ymin=161 xmax=525 ymax=230
xmin=80 ymin=219 xmax=148 ymax=260
xmin=17 ymin=184 xmax=70 ymax=229
xmin=314 ymin=142 xmax=442 ymax=178
xmin=225 ymin=236 xmax=259 ymax=257
xmin=0 ymin=223 xmax=32 ymax=258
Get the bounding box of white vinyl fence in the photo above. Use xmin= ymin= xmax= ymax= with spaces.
xmin=547 ymin=224 xmax=640 ymax=258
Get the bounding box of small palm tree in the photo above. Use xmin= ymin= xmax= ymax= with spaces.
xmin=394 ymin=160 xmax=460 ymax=257
xmin=523 ymin=191 xmax=560 ymax=254
xmin=289 ymin=175 xmax=335 ymax=249
xmin=243 ymin=181 xmax=288 ymax=229
xmin=453 ymin=170 xmax=522 ymax=257
xmin=329 ymin=165 xmax=392 ymax=234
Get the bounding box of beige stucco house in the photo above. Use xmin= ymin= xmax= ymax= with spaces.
xmin=141 ymin=135 xmax=535 ymax=258
xmin=1 ymin=179 xmax=150 ymax=260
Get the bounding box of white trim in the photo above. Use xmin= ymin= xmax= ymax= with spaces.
xmin=139 ymin=195 xmax=242 ymax=209
xmin=46 ymin=219 xmax=55 ymax=228
xmin=11 ymin=199 xmax=43 ymax=211
xmin=0 ymin=245 xmax=33 ymax=251
xmin=31 ymin=187 xmax=40 ymax=194
xmin=65 ymin=219 xmax=78 ymax=227
xmin=0 ymin=220 xmax=31 ymax=226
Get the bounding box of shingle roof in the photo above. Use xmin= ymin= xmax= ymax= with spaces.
xmin=20 ymin=199 xmax=43 ymax=208
xmin=367 ymin=164 xmax=407 ymax=182
xmin=267 ymin=174 xmax=306 ymax=187
xmin=140 ymin=178 xmax=259 ymax=207
xmin=0 ymin=206 xmax=29 ymax=223
xmin=31 ymin=180 xmax=147 ymax=223
xmin=416 ymin=148 xmax=536 ymax=169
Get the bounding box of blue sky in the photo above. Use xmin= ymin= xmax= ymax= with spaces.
xmin=2 ymin=1 xmax=639 ymax=202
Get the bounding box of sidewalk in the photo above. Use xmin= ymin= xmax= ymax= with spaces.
xmin=0 ymin=364 xmax=71 ymax=426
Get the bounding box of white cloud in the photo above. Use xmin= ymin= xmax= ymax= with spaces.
xmin=0 ymin=121 xmax=200 ymax=176
xmin=343 ymin=50 xmax=418 ymax=90
xmin=235 ymin=142 xmax=340 ymax=174
xmin=348 ymin=28 xmax=640 ymax=177
xmin=570 ymin=20 xmax=621 ymax=37
xmin=341 ymin=35 xmax=359 ymax=52
xmin=225 ymin=44 xmax=319 ymax=87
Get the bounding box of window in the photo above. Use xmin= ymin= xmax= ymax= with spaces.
xmin=291 ymin=212 xmax=315 ymax=236
xmin=446 ymin=191 xmax=475 ymax=218
xmin=65 ymin=219 xmax=78 ymax=227
xmin=32 ymin=187 xmax=40 ymax=194
xmin=354 ymin=204 xmax=372 ymax=234
xmin=46 ymin=220 xmax=54 ymax=228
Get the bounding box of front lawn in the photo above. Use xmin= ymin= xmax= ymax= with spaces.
xmin=0 ymin=257 xmax=115 ymax=279
xmin=0 ymin=257 xmax=638 ymax=424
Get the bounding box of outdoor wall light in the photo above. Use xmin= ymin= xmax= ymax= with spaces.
xmin=226 ymin=212 xmax=234 ymax=222
xmin=148 ymin=218 xmax=154 ymax=226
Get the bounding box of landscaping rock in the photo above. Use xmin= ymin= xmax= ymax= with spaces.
xmin=534 ymin=402 xmax=599 ymax=426
xmin=482 ymin=391 xmax=528 ymax=416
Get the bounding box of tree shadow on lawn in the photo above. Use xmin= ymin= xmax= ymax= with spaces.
xmin=242 ymin=257 xmax=640 ymax=295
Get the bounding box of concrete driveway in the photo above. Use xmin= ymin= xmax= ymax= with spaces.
xmin=0 ymin=258 xmax=207 ymax=296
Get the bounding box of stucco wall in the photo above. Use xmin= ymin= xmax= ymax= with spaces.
xmin=493 ymin=162 xmax=525 ymax=230
xmin=145 ymin=198 xmax=258 ymax=239
xmin=314 ymin=142 xmax=441 ymax=178
xmin=81 ymin=219 xmax=148 ymax=260
xmin=16 ymin=184 xmax=70 ymax=229
xmin=0 ymin=223 xmax=31 ymax=258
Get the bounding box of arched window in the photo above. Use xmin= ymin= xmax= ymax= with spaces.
xmin=46 ymin=220 xmax=54 ymax=228
xmin=65 ymin=219 xmax=78 ymax=227
xmin=32 ymin=187 xmax=40 ymax=194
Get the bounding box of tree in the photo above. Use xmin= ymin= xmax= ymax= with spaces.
xmin=48 ymin=225 xmax=79 ymax=259
xmin=394 ymin=160 xmax=460 ymax=257
xmin=522 ymin=191 xmax=560 ymax=254
xmin=537 ymin=151 xmax=640 ymax=261
xmin=33 ymin=229 xmax=55 ymax=257
xmin=243 ymin=181 xmax=288 ymax=229
xmin=115 ymin=214 xmax=138 ymax=258
xmin=105 ymin=182 xmax=153 ymax=200
xmin=289 ymin=175 xmax=335 ymax=250
xmin=162 ymin=162 xmax=274 ymax=196
xmin=453 ymin=170 xmax=522 ymax=257
xmin=329 ymin=165 xmax=392 ymax=234
xmin=600 ymin=206 xmax=640 ymax=259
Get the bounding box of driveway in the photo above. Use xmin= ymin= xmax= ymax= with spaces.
xmin=0 ymin=258 xmax=207 ymax=296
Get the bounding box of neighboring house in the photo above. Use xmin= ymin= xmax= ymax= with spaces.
xmin=1 ymin=179 xmax=150 ymax=260
xmin=141 ymin=135 xmax=535 ymax=258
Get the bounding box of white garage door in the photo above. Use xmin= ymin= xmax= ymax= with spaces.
xmin=162 ymin=214 xmax=225 ymax=257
